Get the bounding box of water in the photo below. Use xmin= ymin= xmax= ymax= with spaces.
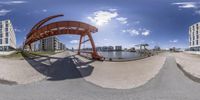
xmin=98 ymin=51 xmax=141 ymax=60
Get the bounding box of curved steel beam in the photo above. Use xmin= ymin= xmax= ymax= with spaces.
xmin=26 ymin=14 xmax=64 ymax=38
xmin=31 ymin=14 xmax=64 ymax=31
xmin=25 ymin=21 xmax=98 ymax=44
xmin=24 ymin=15 xmax=102 ymax=60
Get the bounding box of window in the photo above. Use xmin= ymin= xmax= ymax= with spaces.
xmin=0 ymin=46 xmax=2 ymax=51
xmin=0 ymin=34 xmax=2 ymax=38
xmin=0 ymin=23 xmax=2 ymax=29
xmin=197 ymin=40 xmax=199 ymax=45
xmin=6 ymin=32 xmax=8 ymax=37
xmin=5 ymin=21 xmax=9 ymax=27
xmin=5 ymin=38 xmax=8 ymax=44
xmin=0 ymin=39 xmax=2 ymax=44
xmin=5 ymin=28 xmax=8 ymax=32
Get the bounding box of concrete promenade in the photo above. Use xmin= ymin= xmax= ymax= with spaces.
xmin=0 ymin=51 xmax=71 ymax=84
xmin=74 ymin=52 xmax=166 ymax=89
xmin=0 ymin=56 xmax=45 ymax=84
xmin=0 ymin=54 xmax=199 ymax=99
xmin=0 ymin=52 xmax=200 ymax=99
xmin=174 ymin=52 xmax=200 ymax=81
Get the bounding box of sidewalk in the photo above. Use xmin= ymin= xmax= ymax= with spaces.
xmin=0 ymin=51 xmax=69 ymax=84
xmin=73 ymin=52 xmax=167 ymax=89
xmin=174 ymin=53 xmax=200 ymax=81
xmin=0 ymin=58 xmax=45 ymax=84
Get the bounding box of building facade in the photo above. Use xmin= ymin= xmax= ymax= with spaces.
xmin=115 ymin=46 xmax=122 ymax=51
xmin=96 ymin=46 xmax=122 ymax=51
xmin=0 ymin=20 xmax=16 ymax=51
xmin=39 ymin=36 xmax=66 ymax=51
xmin=189 ymin=22 xmax=200 ymax=51
xmin=30 ymin=41 xmax=40 ymax=51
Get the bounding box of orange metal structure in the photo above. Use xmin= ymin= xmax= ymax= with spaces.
xmin=24 ymin=14 xmax=102 ymax=60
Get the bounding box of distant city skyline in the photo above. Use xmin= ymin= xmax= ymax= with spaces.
xmin=0 ymin=0 xmax=200 ymax=49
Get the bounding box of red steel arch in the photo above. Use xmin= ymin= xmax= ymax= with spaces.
xmin=24 ymin=14 xmax=102 ymax=60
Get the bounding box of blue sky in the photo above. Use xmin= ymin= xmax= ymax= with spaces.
xmin=0 ymin=0 xmax=200 ymax=49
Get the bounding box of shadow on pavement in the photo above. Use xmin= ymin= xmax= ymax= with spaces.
xmin=0 ymin=79 xmax=17 ymax=85
xmin=21 ymin=52 xmax=94 ymax=81
xmin=177 ymin=64 xmax=200 ymax=83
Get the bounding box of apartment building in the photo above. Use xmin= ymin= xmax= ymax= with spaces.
xmin=0 ymin=20 xmax=16 ymax=51
xmin=189 ymin=22 xmax=200 ymax=51
xmin=39 ymin=36 xmax=66 ymax=51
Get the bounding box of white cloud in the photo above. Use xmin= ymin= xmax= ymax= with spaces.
xmin=141 ymin=29 xmax=150 ymax=36
xmin=122 ymin=28 xmax=150 ymax=36
xmin=14 ymin=28 xmax=22 ymax=32
xmin=42 ymin=9 xmax=47 ymax=12
xmin=172 ymin=2 xmax=200 ymax=15
xmin=87 ymin=10 xmax=118 ymax=26
xmin=172 ymin=2 xmax=200 ymax=16
xmin=108 ymin=8 xmax=117 ymax=12
xmin=122 ymin=29 xmax=140 ymax=36
xmin=172 ymin=2 xmax=198 ymax=8
xmin=195 ymin=10 xmax=200 ymax=15
xmin=150 ymin=41 xmax=155 ymax=44
xmin=116 ymin=17 xmax=127 ymax=24
xmin=14 ymin=28 xmax=26 ymax=32
xmin=0 ymin=9 xmax=11 ymax=16
xmin=134 ymin=21 xmax=140 ymax=24
xmin=0 ymin=1 xmax=27 ymax=5
xmin=169 ymin=39 xmax=178 ymax=43
xmin=88 ymin=8 xmax=131 ymax=26
xmin=70 ymin=40 xmax=79 ymax=44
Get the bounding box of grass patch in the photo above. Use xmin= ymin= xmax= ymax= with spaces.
xmin=1 ymin=51 xmax=56 ymax=59
xmin=30 ymin=51 xmax=56 ymax=56
xmin=1 ymin=51 xmax=24 ymax=59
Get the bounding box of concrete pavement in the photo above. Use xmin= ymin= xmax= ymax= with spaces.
xmin=0 ymin=56 xmax=45 ymax=84
xmin=0 ymin=53 xmax=199 ymax=99
xmin=174 ymin=52 xmax=200 ymax=80
xmin=74 ymin=52 xmax=166 ymax=89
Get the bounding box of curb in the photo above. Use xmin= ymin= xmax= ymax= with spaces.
xmin=177 ymin=64 xmax=200 ymax=83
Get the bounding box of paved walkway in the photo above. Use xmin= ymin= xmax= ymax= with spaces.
xmin=0 ymin=51 xmax=72 ymax=84
xmin=74 ymin=52 xmax=166 ymax=89
xmin=0 ymin=54 xmax=200 ymax=99
xmin=0 ymin=56 xmax=45 ymax=84
xmin=174 ymin=52 xmax=200 ymax=79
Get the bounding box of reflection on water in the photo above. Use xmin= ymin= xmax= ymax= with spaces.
xmin=98 ymin=51 xmax=141 ymax=59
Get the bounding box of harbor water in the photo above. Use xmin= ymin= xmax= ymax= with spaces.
xmin=98 ymin=51 xmax=142 ymax=60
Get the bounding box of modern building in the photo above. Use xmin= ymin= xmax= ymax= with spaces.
xmin=102 ymin=46 xmax=108 ymax=51
xmin=115 ymin=46 xmax=122 ymax=51
xmin=108 ymin=46 xmax=114 ymax=51
xmin=0 ymin=20 xmax=16 ymax=51
xmin=39 ymin=36 xmax=66 ymax=51
xmin=189 ymin=22 xmax=200 ymax=51
xmin=96 ymin=47 xmax=102 ymax=51
xmin=96 ymin=46 xmax=122 ymax=51
xmin=30 ymin=41 xmax=40 ymax=51
xmin=58 ymin=42 xmax=66 ymax=50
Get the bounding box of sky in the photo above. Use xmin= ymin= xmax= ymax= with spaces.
xmin=0 ymin=0 xmax=200 ymax=49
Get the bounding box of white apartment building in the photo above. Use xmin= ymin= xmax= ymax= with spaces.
xmin=39 ymin=36 xmax=66 ymax=51
xmin=0 ymin=20 xmax=16 ymax=51
xmin=115 ymin=46 xmax=122 ymax=51
xmin=189 ymin=22 xmax=200 ymax=51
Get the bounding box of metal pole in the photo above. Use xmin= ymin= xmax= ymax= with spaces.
xmin=78 ymin=35 xmax=83 ymax=55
